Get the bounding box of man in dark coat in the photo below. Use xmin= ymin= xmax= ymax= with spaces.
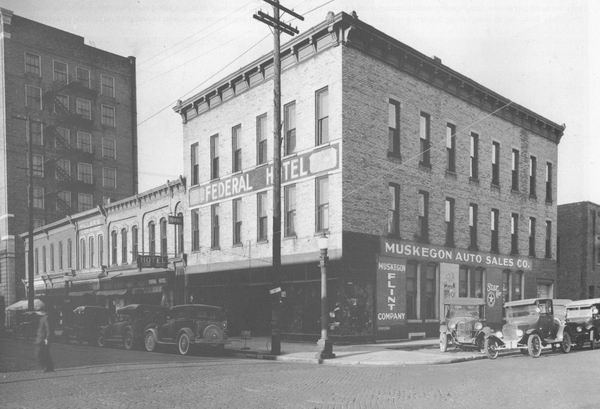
xmin=35 ymin=307 xmax=54 ymax=372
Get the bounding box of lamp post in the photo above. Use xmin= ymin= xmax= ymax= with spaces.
xmin=317 ymin=233 xmax=335 ymax=359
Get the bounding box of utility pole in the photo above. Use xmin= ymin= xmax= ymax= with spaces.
xmin=26 ymin=117 xmax=34 ymax=311
xmin=253 ymin=0 xmax=303 ymax=356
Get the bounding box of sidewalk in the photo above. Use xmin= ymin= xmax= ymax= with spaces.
xmin=226 ymin=336 xmax=491 ymax=366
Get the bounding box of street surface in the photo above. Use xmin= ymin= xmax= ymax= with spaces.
xmin=2 ymin=337 xmax=599 ymax=409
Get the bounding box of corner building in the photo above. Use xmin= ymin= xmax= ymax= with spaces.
xmin=174 ymin=12 xmax=564 ymax=339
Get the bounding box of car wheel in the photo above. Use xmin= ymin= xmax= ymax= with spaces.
xmin=97 ymin=334 xmax=106 ymax=348
xmin=177 ymin=332 xmax=191 ymax=355
xmin=484 ymin=337 xmax=499 ymax=360
xmin=527 ymin=334 xmax=542 ymax=358
xmin=476 ymin=335 xmax=485 ymax=353
xmin=439 ymin=333 xmax=449 ymax=352
xmin=144 ymin=332 xmax=156 ymax=352
xmin=123 ymin=329 xmax=134 ymax=350
xmin=560 ymin=331 xmax=572 ymax=353
xmin=590 ymin=330 xmax=596 ymax=350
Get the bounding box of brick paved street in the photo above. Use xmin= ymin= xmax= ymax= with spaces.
xmin=2 ymin=336 xmax=600 ymax=408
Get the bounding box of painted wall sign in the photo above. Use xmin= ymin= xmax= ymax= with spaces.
xmin=381 ymin=238 xmax=533 ymax=271
xmin=376 ymin=256 xmax=407 ymax=327
xmin=188 ymin=143 xmax=339 ymax=207
xmin=486 ymin=283 xmax=502 ymax=307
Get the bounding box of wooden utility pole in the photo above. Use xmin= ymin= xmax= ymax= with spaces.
xmin=253 ymin=0 xmax=303 ymax=356
xmin=26 ymin=117 xmax=34 ymax=311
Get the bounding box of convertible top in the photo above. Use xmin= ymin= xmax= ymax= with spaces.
xmin=443 ymin=297 xmax=485 ymax=306
xmin=504 ymin=298 xmax=550 ymax=308
xmin=567 ymin=298 xmax=600 ymax=308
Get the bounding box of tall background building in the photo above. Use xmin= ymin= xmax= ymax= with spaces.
xmin=0 ymin=8 xmax=137 ymax=310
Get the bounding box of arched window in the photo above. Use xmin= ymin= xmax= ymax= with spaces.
xmin=160 ymin=218 xmax=167 ymax=257
xmin=131 ymin=226 xmax=138 ymax=260
xmin=111 ymin=230 xmax=118 ymax=265
xmin=148 ymin=221 xmax=156 ymax=256
xmin=177 ymin=212 xmax=184 ymax=255
xmin=34 ymin=248 xmax=39 ymax=275
xmin=121 ymin=228 xmax=128 ymax=264
xmin=98 ymin=235 xmax=103 ymax=266
xmin=50 ymin=243 xmax=55 ymax=271
xmin=89 ymin=236 xmax=94 ymax=268
xmin=42 ymin=246 xmax=47 ymax=273
xmin=80 ymin=238 xmax=86 ymax=269
xmin=67 ymin=239 xmax=72 ymax=268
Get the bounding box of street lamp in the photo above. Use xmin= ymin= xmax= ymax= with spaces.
xmin=317 ymin=233 xmax=335 ymax=359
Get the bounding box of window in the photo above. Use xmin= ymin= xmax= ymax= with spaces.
xmin=160 ymin=218 xmax=167 ymax=257
xmin=316 ymin=176 xmax=329 ymax=232
xmin=232 ymin=125 xmax=242 ymax=173
xmin=284 ymin=101 xmax=296 ymax=155
xmin=53 ymin=61 xmax=68 ymax=82
xmin=131 ymin=226 xmax=138 ymax=260
xmin=78 ymin=193 xmax=93 ymax=211
xmin=406 ymin=262 xmax=417 ymax=319
xmin=459 ymin=267 xmax=468 ymax=298
xmin=469 ymin=203 xmax=478 ymax=250
xmin=56 ymin=159 xmax=70 ymax=181
xmin=34 ymin=248 xmax=39 ymax=275
xmin=89 ymin=236 xmax=94 ymax=268
xmin=529 ymin=156 xmax=537 ymax=197
xmin=446 ymin=123 xmax=456 ymax=172
xmin=529 ymin=217 xmax=536 ymax=257
xmin=101 ymin=105 xmax=115 ymax=127
xmin=77 ymin=162 xmax=93 ymax=184
xmin=417 ymin=191 xmax=429 ymax=242
xmin=316 ymin=87 xmax=329 ymax=145
xmin=25 ymin=52 xmax=41 ymax=75
xmin=42 ymin=246 xmax=47 ymax=273
xmin=470 ymin=268 xmax=484 ymax=298
xmin=103 ymin=167 xmax=117 ymax=189
xmin=77 ymin=131 xmax=92 ymax=153
xmin=98 ymin=235 xmax=103 ymax=266
xmin=67 ymin=239 xmax=72 ymax=268
xmin=233 ymin=199 xmax=242 ymax=245
xmin=176 ymin=212 xmax=184 ymax=255
xmin=121 ymin=228 xmax=128 ymax=264
xmin=50 ymin=244 xmax=55 ymax=271
xmin=76 ymin=67 xmax=90 ymax=87
xmin=284 ymin=184 xmax=296 ymax=237
xmin=256 ymin=114 xmax=267 ymax=165
xmin=421 ymin=263 xmax=437 ymax=319
xmin=30 ymin=121 xmax=43 ymax=145
xmin=55 ymin=127 xmax=70 ymax=149
xmin=190 ymin=143 xmax=199 ymax=185
xmin=491 ymin=208 xmax=499 ymax=253
xmin=512 ymin=271 xmax=523 ymax=300
xmin=79 ymin=239 xmax=85 ymax=269
xmin=492 ymin=141 xmax=500 ymax=186
xmin=511 ymin=149 xmax=519 ymax=191
xmin=210 ymin=134 xmax=219 ymax=179
xmin=445 ymin=198 xmax=455 ymax=247
xmin=257 ymin=192 xmax=268 ymax=241
xmin=54 ymin=94 xmax=69 ymax=114
xmin=111 ymin=230 xmax=118 ymax=265
xmin=58 ymin=241 xmax=63 ymax=270
xmin=191 ymin=209 xmax=199 ymax=251
xmin=419 ymin=112 xmax=431 ymax=167
xmin=101 ymin=74 xmax=115 ymax=97
xmin=388 ymin=99 xmax=400 ymax=155
xmin=32 ymin=154 xmax=44 ymax=177
xmin=148 ymin=221 xmax=156 ymax=256
xmin=470 ymin=132 xmax=479 ymax=179
xmin=545 ymin=162 xmax=553 ymax=203
xmin=511 ymin=213 xmax=519 ymax=254
xmin=211 ymin=204 xmax=220 ymax=249
xmin=102 ymin=137 xmax=116 ymax=159
xmin=33 ymin=186 xmax=44 ymax=209
xmin=75 ymin=98 xmax=92 ymax=119
xmin=25 ymin=85 xmax=42 ymax=110
xmin=387 ymin=184 xmax=400 ymax=236
xmin=545 ymin=220 xmax=552 ymax=258
xmin=459 ymin=266 xmax=485 ymax=298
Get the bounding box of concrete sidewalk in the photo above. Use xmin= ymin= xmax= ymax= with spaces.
xmin=226 ymin=336 xmax=490 ymax=366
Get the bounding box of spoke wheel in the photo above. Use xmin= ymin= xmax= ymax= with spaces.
xmin=591 ymin=330 xmax=596 ymax=350
xmin=439 ymin=333 xmax=449 ymax=352
xmin=144 ymin=332 xmax=156 ymax=352
xmin=561 ymin=331 xmax=572 ymax=353
xmin=178 ymin=332 xmax=191 ymax=355
xmin=484 ymin=337 xmax=499 ymax=360
xmin=527 ymin=334 xmax=542 ymax=358
xmin=97 ymin=334 xmax=106 ymax=348
xmin=123 ymin=329 xmax=134 ymax=350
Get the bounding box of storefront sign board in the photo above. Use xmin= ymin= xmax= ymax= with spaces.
xmin=376 ymin=255 xmax=407 ymax=329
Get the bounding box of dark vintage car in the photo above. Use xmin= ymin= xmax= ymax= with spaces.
xmin=63 ymin=306 xmax=110 ymax=344
xmin=144 ymin=304 xmax=228 ymax=355
xmin=484 ymin=298 xmax=572 ymax=359
xmin=439 ymin=298 xmax=492 ymax=352
xmin=98 ymin=304 xmax=167 ymax=350
xmin=564 ymin=298 xmax=600 ymax=350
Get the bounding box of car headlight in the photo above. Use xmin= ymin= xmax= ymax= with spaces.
xmin=449 ymin=322 xmax=456 ymax=330
xmin=516 ymin=329 xmax=524 ymax=337
xmin=577 ymin=326 xmax=583 ymax=332
xmin=474 ymin=322 xmax=483 ymax=331
xmin=593 ymin=307 xmax=599 ymax=315
xmin=495 ymin=331 xmax=503 ymax=338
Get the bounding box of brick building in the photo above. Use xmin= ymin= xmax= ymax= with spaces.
xmin=557 ymin=202 xmax=600 ymax=300
xmin=0 ymin=9 xmax=138 ymax=310
xmin=173 ymin=11 xmax=564 ymax=340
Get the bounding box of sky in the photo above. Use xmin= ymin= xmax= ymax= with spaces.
xmin=2 ymin=0 xmax=598 ymax=205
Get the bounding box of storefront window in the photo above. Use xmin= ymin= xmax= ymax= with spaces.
xmin=421 ymin=263 xmax=437 ymax=319
xmin=470 ymin=268 xmax=483 ymax=298
xmin=502 ymin=270 xmax=510 ymax=304
xmin=406 ymin=262 xmax=417 ymax=319
xmin=512 ymin=271 xmax=523 ymax=300
xmin=459 ymin=266 xmax=468 ymax=298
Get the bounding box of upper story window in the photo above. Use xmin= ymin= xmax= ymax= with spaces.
xmin=388 ymin=99 xmax=400 ymax=156
xmin=131 ymin=226 xmax=138 ymax=259
xmin=102 ymin=137 xmax=116 ymax=159
xmin=98 ymin=234 xmax=104 ymax=266
xmin=160 ymin=218 xmax=168 ymax=257
xmin=56 ymin=159 xmax=70 ymax=180
xmin=25 ymin=53 xmax=41 ymax=76
xmin=316 ymin=176 xmax=329 ymax=232
xmin=176 ymin=212 xmax=184 ymax=255
xmin=469 ymin=203 xmax=478 ymax=250
xmin=76 ymin=67 xmax=90 ymax=88
xmin=102 ymin=167 xmax=116 ymax=189
xmin=232 ymin=125 xmax=242 ymax=173
xmin=316 ymin=87 xmax=329 ymax=145
xmin=54 ymin=94 xmax=69 ymax=114
xmin=148 ymin=221 xmax=156 ymax=256
xmin=191 ymin=209 xmax=200 ymax=251
xmin=190 ymin=143 xmax=199 ymax=185
xmin=57 ymin=191 xmax=71 ymax=211
xmin=233 ymin=199 xmax=242 ymax=245
xmin=33 ymin=186 xmax=44 ymax=209
xmin=53 ymin=60 xmax=68 ymax=82
xmin=78 ymin=193 xmax=93 ymax=211
xmin=77 ymin=131 xmax=92 ymax=153
xmin=67 ymin=239 xmax=73 ymax=268
xmin=529 ymin=155 xmax=537 ymax=197
xmin=511 ymin=149 xmax=519 ymax=191
xmin=111 ymin=230 xmax=118 ymax=265
xmin=545 ymin=162 xmax=553 ymax=203
xmin=387 ymin=183 xmax=400 ymax=236
xmin=101 ymin=105 xmax=115 ymax=127
xmin=545 ymin=220 xmax=552 ymax=259
xmin=121 ymin=229 xmax=128 ymax=264
xmin=257 ymin=192 xmax=268 ymax=241
xmin=470 ymin=132 xmax=479 ymax=180
xmin=419 ymin=112 xmax=431 ymax=167
xmin=529 ymin=217 xmax=536 ymax=257
xmin=30 ymin=121 xmax=43 ymax=145
xmin=55 ymin=127 xmax=70 ymax=148
xmin=284 ymin=184 xmax=296 ymax=237
xmin=510 ymin=213 xmax=519 ymax=255
xmin=32 ymin=154 xmax=44 ymax=177
xmin=256 ymin=114 xmax=268 ymax=165
xmin=79 ymin=239 xmax=85 ymax=269
xmin=446 ymin=123 xmax=456 ymax=172
xmin=34 ymin=248 xmax=39 ymax=275
xmin=89 ymin=236 xmax=95 ymax=268
xmin=25 ymin=85 xmax=42 ymax=110
xmin=211 ymin=204 xmax=220 ymax=249
xmin=445 ymin=197 xmax=455 ymax=247
xmin=101 ymin=74 xmax=115 ymax=97
xmin=491 ymin=141 xmax=500 ymax=186
xmin=284 ymin=101 xmax=296 ymax=155
xmin=58 ymin=241 xmax=63 ymax=270
xmin=491 ymin=208 xmax=499 ymax=253
xmin=77 ymin=162 xmax=93 ymax=184
xmin=210 ymin=134 xmax=219 ymax=179
xmin=76 ymin=98 xmax=92 ymax=119
xmin=417 ymin=190 xmax=429 ymax=243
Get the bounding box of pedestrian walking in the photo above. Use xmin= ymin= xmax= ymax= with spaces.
xmin=35 ymin=306 xmax=54 ymax=373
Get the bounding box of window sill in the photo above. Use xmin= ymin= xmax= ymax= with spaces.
xmin=529 ymin=194 xmax=537 ymax=200
xmin=283 ymin=234 xmax=297 ymax=240
xmin=468 ymin=245 xmax=479 ymax=252
xmin=314 ymin=230 xmax=330 ymax=237
xmin=445 ymin=170 xmax=457 ymax=178
xmin=257 ymin=239 xmax=269 ymax=244
xmin=386 ymin=233 xmax=401 ymax=239
xmin=210 ymin=246 xmax=221 ymax=251
xmin=511 ymin=188 xmax=520 ymax=194
xmin=545 ymin=199 xmax=553 ymax=205
xmin=491 ymin=183 xmax=500 ymax=191
xmin=469 ymin=177 xmax=479 ymax=185
xmin=418 ymin=162 xmax=432 ymax=171
xmin=387 ymin=151 xmax=401 ymax=161
xmin=232 ymin=243 xmax=243 ymax=248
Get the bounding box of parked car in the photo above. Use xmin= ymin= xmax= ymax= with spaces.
xmin=552 ymin=299 xmax=573 ymax=325
xmin=484 ymin=298 xmax=572 ymax=359
xmin=439 ymin=298 xmax=492 ymax=352
xmin=144 ymin=304 xmax=228 ymax=355
xmin=564 ymin=298 xmax=600 ymax=350
xmin=98 ymin=304 xmax=167 ymax=350
xmin=63 ymin=306 xmax=110 ymax=344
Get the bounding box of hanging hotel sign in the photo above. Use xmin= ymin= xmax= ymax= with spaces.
xmin=376 ymin=255 xmax=407 ymax=327
xmin=381 ymin=238 xmax=533 ymax=271
xmin=168 ymin=215 xmax=183 ymax=225
xmin=188 ymin=142 xmax=339 ymax=207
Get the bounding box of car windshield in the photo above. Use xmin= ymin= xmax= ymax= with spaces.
xmin=506 ymin=304 xmax=540 ymax=319
xmin=566 ymin=306 xmax=593 ymax=320
xmin=446 ymin=304 xmax=480 ymax=319
xmin=191 ymin=308 xmax=225 ymax=321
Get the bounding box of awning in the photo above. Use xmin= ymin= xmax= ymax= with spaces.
xmin=95 ymin=289 xmax=128 ymax=296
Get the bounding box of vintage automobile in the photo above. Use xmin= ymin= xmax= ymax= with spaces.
xmin=564 ymin=298 xmax=600 ymax=350
xmin=439 ymin=298 xmax=492 ymax=352
xmin=97 ymin=304 xmax=167 ymax=350
xmin=484 ymin=298 xmax=572 ymax=359
xmin=144 ymin=304 xmax=228 ymax=355
xmin=63 ymin=306 xmax=110 ymax=344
